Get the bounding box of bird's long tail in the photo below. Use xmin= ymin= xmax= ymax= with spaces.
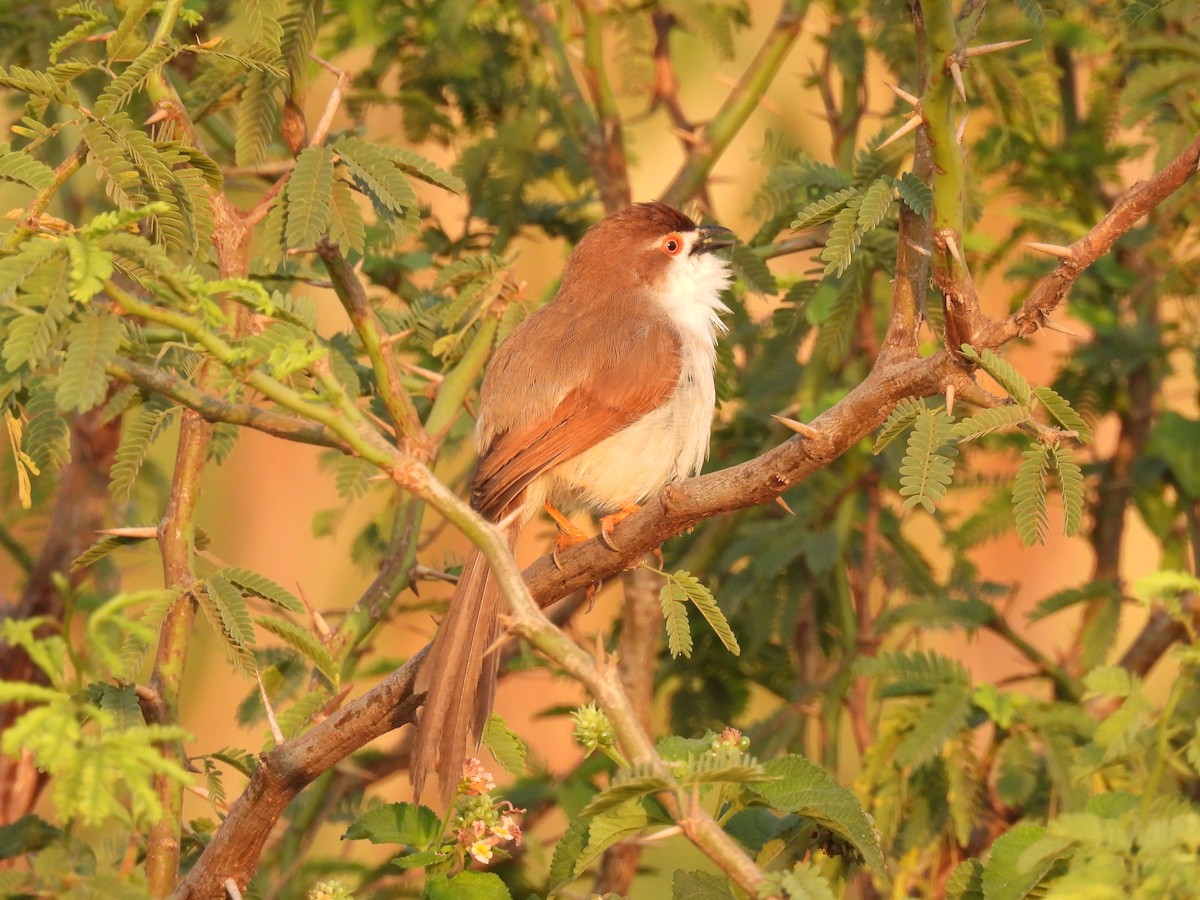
xmin=410 ymin=526 xmax=518 ymax=807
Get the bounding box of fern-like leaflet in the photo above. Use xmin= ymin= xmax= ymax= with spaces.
xmin=898 ymin=408 xmax=957 ymax=513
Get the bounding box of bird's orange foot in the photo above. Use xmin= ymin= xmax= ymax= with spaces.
xmin=599 ymin=503 xmax=640 ymax=551
xmin=545 ymin=503 xmax=587 ymax=570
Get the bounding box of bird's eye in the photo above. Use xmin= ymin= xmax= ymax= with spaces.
xmin=661 ymin=233 xmax=683 ymax=256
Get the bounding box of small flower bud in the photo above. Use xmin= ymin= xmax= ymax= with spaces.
xmin=571 ymin=702 xmax=616 ymax=754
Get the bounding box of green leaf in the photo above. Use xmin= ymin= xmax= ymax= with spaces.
xmin=1053 ymin=446 xmax=1084 ymax=537
xmin=547 ymin=817 xmax=589 ymax=890
xmin=894 ymin=171 xmax=932 ymax=217
xmin=66 ymin=238 xmax=114 ymax=301
xmin=381 ymin=145 xmax=465 ymax=193
xmin=207 ymin=572 xmax=256 ymax=646
xmin=1013 ymin=444 xmax=1050 ymax=546
xmin=945 ymin=859 xmax=984 ymax=900
xmin=960 ymin=345 xmax=1033 ymax=407
xmin=857 ymin=649 xmax=970 ymax=694
xmin=673 ymin=869 xmax=737 ymax=900
xmin=820 ymin=192 xmax=865 ymax=277
xmin=981 ymin=823 xmax=1063 ymax=900
xmin=1015 ymin=0 xmax=1045 ymax=29
xmin=195 ymin=576 xmax=257 ymax=678
xmin=344 ymin=801 xmax=442 ymax=847
xmin=55 ymin=313 xmax=122 ymax=413
xmin=423 ymin=871 xmax=513 ymax=900
xmin=0 ymin=814 xmax=60 ymax=861
xmin=482 ymin=714 xmax=527 ymax=777
xmin=751 ymin=755 xmax=887 ymax=878
xmin=580 ymin=799 xmax=654 ymax=869
xmin=730 ymin=241 xmax=778 ymax=295
xmin=1031 ymin=386 xmax=1092 ymax=442
xmin=95 ymin=41 xmax=178 ymax=116
xmin=856 ymin=178 xmax=894 ymax=234
xmin=254 ymin=616 xmax=338 ymax=685
xmin=328 ymin=176 xmax=366 ymax=254
xmin=660 ymin=580 xmax=693 ymax=659
xmin=109 ymin=405 xmax=174 ymax=502
xmin=895 ymin=683 xmax=972 ymax=768
xmin=2 ymin=257 xmax=72 ymax=372
xmin=284 ymin=145 xmax=334 ymax=247
xmin=899 ymin=407 xmax=958 ymax=513
xmin=0 ymin=143 xmax=54 ymax=190
xmin=335 ymin=136 xmax=417 ymax=214
xmin=580 ymin=772 xmax=674 ymax=818
xmin=951 ymin=405 xmax=1031 ymax=442
xmin=70 ymin=533 xmax=150 ymax=572
xmin=235 ymin=70 xmax=280 ymax=167
xmin=668 ymin=570 xmax=739 ymax=655
xmin=216 ymin=565 xmax=305 ymax=614
xmin=760 ymin=860 xmax=837 ymax=900
xmin=792 ymin=187 xmax=860 ymax=230
xmin=873 ymin=397 xmax=926 ymax=453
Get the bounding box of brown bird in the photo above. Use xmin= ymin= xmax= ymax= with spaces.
xmin=410 ymin=201 xmax=733 ymax=805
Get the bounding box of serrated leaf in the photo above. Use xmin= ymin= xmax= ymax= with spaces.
xmin=899 ymin=408 xmax=958 ymax=513
xmin=548 ymin=817 xmax=588 ymax=890
xmin=750 ymin=755 xmax=887 ymax=878
xmin=580 ymin=773 xmax=673 ymax=818
xmin=894 ymin=171 xmax=932 ymax=217
xmin=981 ymin=824 xmax=1061 ymax=900
xmin=960 ymin=345 xmax=1033 ymax=407
xmin=1013 ymin=444 xmax=1050 ymax=546
xmin=668 ymin=570 xmax=739 ymax=655
xmin=873 ymin=397 xmax=926 ymax=453
xmin=792 ymin=187 xmax=860 ymax=230
xmin=344 ymin=801 xmax=442 ymax=846
xmin=284 ymin=145 xmax=334 ymax=247
xmin=581 ymin=798 xmax=654 ymax=864
xmin=423 ymin=871 xmax=512 ymax=900
xmin=482 ymin=714 xmax=527 ymax=777
xmin=1032 ymin=386 xmax=1092 ymax=442
xmin=56 ymin=313 xmax=122 ymax=413
xmin=659 ymin=581 xmax=693 ymax=659
xmin=951 ymin=404 xmax=1031 ymax=442
xmin=254 ymin=616 xmax=337 ymax=684
xmin=672 ymin=869 xmax=735 ymax=900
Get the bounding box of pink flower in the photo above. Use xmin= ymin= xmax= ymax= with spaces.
xmin=458 ymin=758 xmax=496 ymax=796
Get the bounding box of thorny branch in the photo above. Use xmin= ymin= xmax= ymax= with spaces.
xmin=173 ymin=123 xmax=1200 ymax=899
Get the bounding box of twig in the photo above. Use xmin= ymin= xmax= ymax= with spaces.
xmin=661 ymin=0 xmax=810 ymax=207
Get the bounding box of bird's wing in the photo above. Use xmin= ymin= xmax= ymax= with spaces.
xmin=471 ymin=311 xmax=682 ymax=520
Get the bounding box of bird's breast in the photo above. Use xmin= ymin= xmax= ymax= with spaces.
xmin=542 ymin=323 xmax=718 ymax=514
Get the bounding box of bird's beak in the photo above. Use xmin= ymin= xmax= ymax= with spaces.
xmin=692 ymin=223 xmax=734 ymax=255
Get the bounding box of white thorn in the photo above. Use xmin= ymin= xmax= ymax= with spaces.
xmin=877 ymin=114 xmax=924 ymax=150
xmin=906 ymin=239 xmax=932 ymax=258
xmin=965 ymin=39 xmax=1032 ymax=59
xmin=949 ymin=59 xmax=966 ymax=101
xmin=957 ymin=113 xmax=969 ymax=143
xmin=772 ymin=414 xmax=821 ymax=440
xmin=945 ymin=383 xmax=957 ymax=416
xmin=1024 ymin=241 xmax=1075 ymax=260
xmin=944 ymin=232 xmax=964 ymax=266
xmin=1043 ymin=320 xmax=1083 ymax=338
xmin=775 ymin=495 xmax=796 ymax=517
xmin=886 ymin=82 xmax=921 ymax=106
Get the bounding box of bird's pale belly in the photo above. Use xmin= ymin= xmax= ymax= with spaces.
xmin=542 ymin=367 xmax=715 ymax=515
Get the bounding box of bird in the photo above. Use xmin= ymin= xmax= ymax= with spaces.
xmin=410 ymin=201 xmax=733 ymax=806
